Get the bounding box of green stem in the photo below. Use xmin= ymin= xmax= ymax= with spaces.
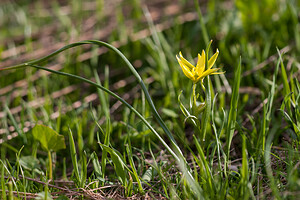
xmin=192 ymin=83 xmax=197 ymax=108
xmin=8 ymin=181 xmax=13 ymax=200
xmin=48 ymin=151 xmax=52 ymax=180
xmin=45 ymin=182 xmax=48 ymax=200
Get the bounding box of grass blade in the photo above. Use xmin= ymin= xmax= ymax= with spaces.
xmin=225 ymin=57 xmax=241 ymax=157
xmin=68 ymin=128 xmax=80 ymax=184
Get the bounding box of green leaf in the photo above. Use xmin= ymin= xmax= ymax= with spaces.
xmin=35 ymin=191 xmax=53 ymax=200
xmin=32 ymin=125 xmax=66 ymax=152
xmin=19 ymin=156 xmax=40 ymax=171
xmin=91 ymin=152 xmax=102 ymax=178
xmin=161 ymin=108 xmax=178 ymax=118
xmin=226 ymin=57 xmax=241 ymax=157
xmin=142 ymin=167 xmax=153 ymax=182
xmin=99 ymin=144 xmax=127 ymax=185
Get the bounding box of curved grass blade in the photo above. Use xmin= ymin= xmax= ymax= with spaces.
xmin=1 ymin=40 xmax=184 ymax=163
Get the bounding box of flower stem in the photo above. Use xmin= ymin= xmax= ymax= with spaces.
xmin=192 ymin=83 xmax=197 ymax=108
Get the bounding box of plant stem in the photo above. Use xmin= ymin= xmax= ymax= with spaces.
xmin=48 ymin=151 xmax=52 ymax=180
xmin=192 ymin=83 xmax=197 ymax=109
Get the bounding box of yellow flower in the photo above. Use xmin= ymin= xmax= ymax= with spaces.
xmin=176 ymin=49 xmax=224 ymax=84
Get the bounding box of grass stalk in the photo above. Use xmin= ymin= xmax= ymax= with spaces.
xmin=1 ymin=162 xmax=6 ymax=200
xmin=194 ymin=0 xmax=209 ymax=46
xmin=225 ymin=57 xmax=241 ymax=158
xmin=94 ymin=68 xmax=111 ymax=179
xmin=4 ymin=105 xmax=26 ymax=144
xmin=264 ymin=132 xmax=281 ymax=199
xmin=68 ymin=128 xmax=80 ymax=184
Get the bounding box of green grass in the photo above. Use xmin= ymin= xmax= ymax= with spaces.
xmin=0 ymin=0 xmax=300 ymax=199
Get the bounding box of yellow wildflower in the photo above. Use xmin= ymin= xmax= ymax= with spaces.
xmin=176 ymin=49 xmax=224 ymax=84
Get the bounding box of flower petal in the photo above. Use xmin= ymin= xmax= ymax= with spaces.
xmin=196 ymin=50 xmax=205 ymax=76
xmin=179 ymin=52 xmax=195 ymax=70
xmin=208 ymin=49 xmax=219 ymax=69
xmin=200 ymin=68 xmax=217 ymax=78
xmin=177 ymin=55 xmax=195 ymax=81
xmin=211 ymin=70 xmax=225 ymax=75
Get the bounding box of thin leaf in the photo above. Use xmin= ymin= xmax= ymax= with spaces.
xmin=226 ymin=57 xmax=241 ymax=157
